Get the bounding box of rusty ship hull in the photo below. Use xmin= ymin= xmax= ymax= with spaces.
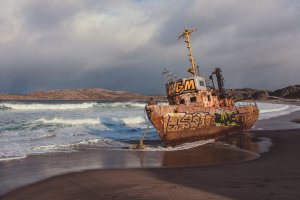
xmin=146 ymin=104 xmax=259 ymax=146
xmin=144 ymin=27 xmax=259 ymax=147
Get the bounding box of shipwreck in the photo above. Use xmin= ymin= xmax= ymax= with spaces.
xmin=145 ymin=27 xmax=259 ymax=147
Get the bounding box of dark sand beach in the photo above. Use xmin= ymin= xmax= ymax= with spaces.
xmin=2 ymin=111 xmax=300 ymax=200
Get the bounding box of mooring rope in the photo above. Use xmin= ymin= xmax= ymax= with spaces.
xmin=130 ymin=105 xmax=150 ymax=150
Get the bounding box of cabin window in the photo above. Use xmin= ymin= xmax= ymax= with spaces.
xmin=208 ymin=95 xmax=211 ymax=101
xmin=200 ymin=81 xmax=205 ymax=86
xmin=190 ymin=97 xmax=197 ymax=102
xmin=179 ymin=99 xmax=185 ymax=104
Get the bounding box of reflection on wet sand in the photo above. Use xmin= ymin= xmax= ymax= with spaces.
xmin=220 ymin=132 xmax=272 ymax=154
xmin=160 ymin=132 xmax=271 ymax=167
xmin=0 ymin=132 xmax=271 ymax=195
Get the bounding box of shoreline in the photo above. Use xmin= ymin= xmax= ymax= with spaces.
xmin=0 ymin=133 xmax=267 ymax=196
xmin=2 ymin=128 xmax=300 ymax=200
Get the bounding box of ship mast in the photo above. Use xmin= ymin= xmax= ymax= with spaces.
xmin=178 ymin=27 xmax=198 ymax=76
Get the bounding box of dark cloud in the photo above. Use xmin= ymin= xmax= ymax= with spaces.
xmin=21 ymin=1 xmax=79 ymax=31
xmin=0 ymin=0 xmax=299 ymax=95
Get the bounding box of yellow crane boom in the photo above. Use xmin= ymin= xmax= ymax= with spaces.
xmin=178 ymin=27 xmax=198 ymax=76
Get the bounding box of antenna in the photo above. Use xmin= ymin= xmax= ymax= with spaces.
xmin=178 ymin=27 xmax=198 ymax=76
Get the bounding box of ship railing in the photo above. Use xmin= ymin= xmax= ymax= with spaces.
xmin=162 ymin=68 xmax=178 ymax=84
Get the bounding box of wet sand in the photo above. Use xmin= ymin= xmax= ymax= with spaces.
xmin=2 ymin=113 xmax=300 ymax=199
xmin=0 ymin=134 xmax=267 ymax=195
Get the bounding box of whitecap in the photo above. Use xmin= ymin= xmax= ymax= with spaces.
xmin=0 ymin=102 xmax=98 ymax=110
xmin=35 ymin=117 xmax=101 ymax=125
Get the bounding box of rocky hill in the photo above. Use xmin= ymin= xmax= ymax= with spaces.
xmin=269 ymin=85 xmax=300 ymax=99
xmin=228 ymin=88 xmax=270 ymax=101
xmin=0 ymin=85 xmax=299 ymax=101
xmin=229 ymin=85 xmax=300 ymax=101
xmin=0 ymin=88 xmax=164 ymax=101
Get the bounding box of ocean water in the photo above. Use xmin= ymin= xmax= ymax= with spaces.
xmin=0 ymin=101 xmax=299 ymax=161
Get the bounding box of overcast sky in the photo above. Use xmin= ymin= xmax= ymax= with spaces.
xmin=0 ymin=0 xmax=299 ymax=95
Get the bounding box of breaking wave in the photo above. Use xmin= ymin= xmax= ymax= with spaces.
xmin=96 ymin=102 xmax=146 ymax=108
xmin=116 ymin=116 xmax=146 ymax=125
xmin=0 ymin=102 xmax=97 ymax=110
xmin=35 ymin=118 xmax=101 ymax=125
xmin=0 ymin=102 xmax=146 ymax=110
xmin=35 ymin=116 xmax=146 ymax=126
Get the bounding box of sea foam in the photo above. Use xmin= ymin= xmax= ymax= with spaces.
xmin=35 ymin=118 xmax=101 ymax=125
xmin=0 ymin=102 xmax=98 ymax=110
xmin=140 ymin=139 xmax=215 ymax=152
xmin=0 ymin=102 xmax=146 ymax=110
xmin=257 ymin=103 xmax=300 ymax=120
xmin=34 ymin=116 xmax=146 ymax=127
